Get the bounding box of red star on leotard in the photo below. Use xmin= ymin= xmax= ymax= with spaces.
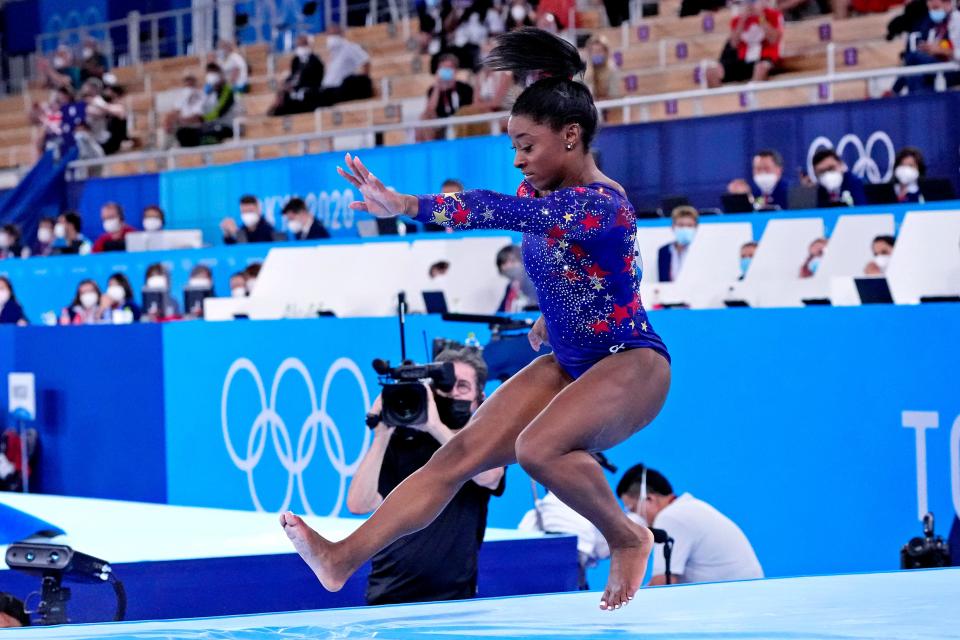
xmin=627 ymin=293 xmax=641 ymax=314
xmin=570 ymin=244 xmax=587 ymax=260
xmin=589 ymin=319 xmax=611 ymax=334
xmin=609 ymin=304 xmax=632 ymax=326
xmin=574 ymin=187 xmax=587 ymax=194
xmin=452 ymin=202 xmax=471 ymax=225
xmin=614 ymin=206 xmax=634 ymax=228
xmin=585 ymin=263 xmax=611 ymax=279
xmin=547 ymin=225 xmax=567 ymax=239
xmin=622 ymin=255 xmax=635 ymax=273
xmin=580 ymin=212 xmax=602 ymax=231
xmin=434 ymin=195 xmax=446 ymax=205
xmin=563 ymin=269 xmax=581 ymax=283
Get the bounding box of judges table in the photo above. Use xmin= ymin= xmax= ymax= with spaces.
xmin=0 ymin=494 xmax=578 ymax=625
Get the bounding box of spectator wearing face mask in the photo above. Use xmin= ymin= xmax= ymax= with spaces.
xmin=739 ymin=241 xmax=758 ymax=280
xmin=799 ymin=237 xmax=827 ymax=278
xmin=216 ymin=40 xmax=249 ymax=93
xmin=270 ymin=35 xmax=325 ymax=116
xmin=177 ymin=63 xmax=236 ymax=147
xmin=0 ymin=277 xmax=28 ymax=326
xmin=418 ymin=54 xmax=474 ymax=141
xmin=79 ymin=38 xmax=108 ymax=83
xmin=706 ymin=0 xmax=784 ymax=88
xmin=60 ymin=279 xmax=102 ymax=325
xmin=40 ymin=45 xmax=81 ymax=91
xmin=184 ymin=264 xmax=215 ymax=318
xmin=658 ymin=206 xmax=699 ymax=283
xmin=142 ymin=263 xmax=181 ymax=321
xmin=892 ymin=0 xmax=960 ymax=95
xmin=51 ymin=211 xmax=92 ymax=256
xmin=496 ymin=244 xmax=538 ymax=312
xmin=318 ymin=26 xmax=373 ymax=106
xmin=244 ymin=262 xmax=262 ymax=295
xmin=751 ymin=149 xmax=789 ymax=210
xmin=583 ymin=36 xmax=622 ymax=102
xmin=93 ymin=201 xmax=135 ymax=253
xmin=0 ymin=224 xmax=23 ymax=260
xmin=142 ymin=205 xmax=166 ymax=232
xmin=505 ymin=0 xmax=536 ymax=31
xmin=890 ymin=147 xmax=928 ymax=203
xmin=229 ymin=271 xmax=249 ymax=298
xmin=100 ymin=272 xmax=141 ymax=323
xmin=221 ymin=195 xmax=279 ymax=244
xmin=26 ymin=217 xmax=57 ymax=259
xmin=283 ymin=197 xmax=330 ymax=240
xmin=164 ymin=73 xmax=205 ymax=146
xmin=812 ymin=149 xmax=866 ymax=208
xmin=864 ymin=235 xmax=895 ymax=276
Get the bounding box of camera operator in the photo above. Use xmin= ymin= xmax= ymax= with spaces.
xmin=347 ymin=348 xmax=505 ymax=605
xmin=617 ymin=463 xmax=763 ymax=586
xmin=0 ymin=593 xmax=29 ymax=628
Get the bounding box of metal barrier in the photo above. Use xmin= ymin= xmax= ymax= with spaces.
xmin=63 ymin=60 xmax=959 ymax=180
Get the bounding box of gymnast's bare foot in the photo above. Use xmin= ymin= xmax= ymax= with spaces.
xmin=280 ymin=511 xmax=353 ymax=592
xmin=600 ymin=523 xmax=654 ymax=611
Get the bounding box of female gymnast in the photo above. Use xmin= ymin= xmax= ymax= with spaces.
xmin=282 ymin=28 xmax=671 ymax=611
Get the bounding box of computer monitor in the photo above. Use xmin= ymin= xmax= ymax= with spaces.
xmin=918 ymin=178 xmax=957 ymax=202
xmin=721 ymin=193 xmax=754 ymax=214
xmin=184 ymin=286 xmax=214 ymax=317
xmin=126 ymin=230 xmax=203 ymax=252
xmin=422 ymin=290 xmax=449 ymax=314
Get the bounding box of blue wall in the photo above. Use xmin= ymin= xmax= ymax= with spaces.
xmin=2 ymin=304 xmax=957 ymax=580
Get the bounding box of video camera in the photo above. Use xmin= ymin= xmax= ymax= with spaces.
xmin=372 ymin=359 xmax=456 ymax=427
xmin=900 ymin=512 xmax=951 ymax=569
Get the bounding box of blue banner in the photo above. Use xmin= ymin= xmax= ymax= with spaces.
xmin=157 ymin=136 xmax=518 ymax=243
xmin=596 ymin=92 xmax=960 ymax=211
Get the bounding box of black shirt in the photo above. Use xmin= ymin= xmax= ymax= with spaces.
xmin=366 ymin=426 xmax=504 ymax=605
xmin=427 ymin=82 xmax=474 ymax=119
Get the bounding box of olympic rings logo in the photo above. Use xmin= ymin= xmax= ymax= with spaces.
xmin=221 ymin=357 xmax=372 ymax=516
xmin=807 ymin=132 xmax=895 ymax=184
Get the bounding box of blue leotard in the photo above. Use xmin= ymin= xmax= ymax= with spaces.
xmin=416 ymin=181 xmax=669 ymax=379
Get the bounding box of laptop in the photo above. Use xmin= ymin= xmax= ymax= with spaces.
xmin=126 ymin=230 xmax=203 ymax=252
xmin=422 ymin=290 xmax=449 ymax=314
xmin=855 ymin=277 xmax=894 ymax=304
xmin=721 ymin=193 xmax=754 ymax=214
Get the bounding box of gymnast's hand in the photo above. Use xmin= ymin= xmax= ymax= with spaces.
xmin=528 ymin=315 xmax=550 ymax=352
xmin=337 ymin=153 xmax=415 ymax=218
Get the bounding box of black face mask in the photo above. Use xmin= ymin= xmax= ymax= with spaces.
xmin=434 ymin=394 xmax=473 ymax=430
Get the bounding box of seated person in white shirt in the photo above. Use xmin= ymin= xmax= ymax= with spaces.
xmin=657 ymin=206 xmax=699 ymax=283
xmin=163 ymin=72 xmax=205 ymax=142
xmin=217 ymin=39 xmax=249 ymax=93
xmin=318 ymin=25 xmax=374 ymax=106
xmin=616 ymin=463 xmax=764 ymax=586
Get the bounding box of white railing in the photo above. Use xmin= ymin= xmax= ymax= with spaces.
xmin=65 ymin=61 xmax=960 ymax=179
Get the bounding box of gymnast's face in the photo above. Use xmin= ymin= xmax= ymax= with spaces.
xmin=509 ymin=115 xmax=579 ymax=193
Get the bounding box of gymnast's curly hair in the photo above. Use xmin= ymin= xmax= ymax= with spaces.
xmin=484 ymin=28 xmax=599 ymax=149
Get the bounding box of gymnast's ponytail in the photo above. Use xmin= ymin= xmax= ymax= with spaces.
xmin=484 ymin=28 xmax=599 ymax=149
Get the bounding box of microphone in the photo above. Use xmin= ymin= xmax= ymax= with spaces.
xmin=371 ymin=359 xmax=391 ymax=375
xmin=649 ymin=527 xmax=670 ymax=544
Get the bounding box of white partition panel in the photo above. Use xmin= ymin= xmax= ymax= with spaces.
xmin=635 ymin=227 xmax=676 ymax=282
xmin=817 ymin=214 xmax=894 ymax=279
xmin=887 ymin=210 xmax=960 ymax=304
xmin=444 ymin=236 xmax=515 ymax=313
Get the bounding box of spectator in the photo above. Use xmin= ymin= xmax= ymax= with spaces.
xmin=603 ymin=0 xmax=631 ymax=27
xmin=346 ymin=348 xmax=504 ymax=605
xmin=417 ymin=0 xmax=455 ymax=56
xmin=739 ymin=241 xmax=758 ymax=279
xmin=886 ymin=0 xmax=930 ymax=41
xmin=164 ymin=73 xmax=205 ymax=146
xmin=429 ymin=260 xmax=451 ymax=278
xmin=443 ymin=178 xmax=465 ymax=193
xmin=40 ymin=45 xmax=81 ymax=90
xmin=706 ymin=0 xmax=784 ymax=88
xmin=62 ymin=78 xmax=108 ymax=160
xmin=0 ymin=224 xmax=23 ymax=260
xmin=93 ymin=201 xmax=135 ymax=253
xmin=418 ymin=54 xmax=474 ymax=141
xmin=496 ymin=244 xmax=539 ymax=312
xmin=142 ymin=263 xmax=181 ymax=321
xmin=727 ymin=178 xmax=753 ymax=195
xmin=283 ymin=197 xmax=330 ymax=240
xmin=751 ymin=149 xmax=789 ymax=209
xmin=505 ymin=0 xmax=536 ymax=31
xmin=95 ymin=81 xmax=129 ymax=155
xmin=0 ymin=593 xmax=29 ymax=628
xmin=270 ymin=35 xmax=325 ymax=116
xmin=617 ymin=464 xmax=764 ymax=585
xmin=221 ymin=195 xmax=279 ymax=244
xmin=658 ymin=206 xmax=699 ymax=282
xmin=244 ymin=262 xmax=263 ymax=294
xmin=60 ymin=279 xmax=102 ymax=325
xmin=217 ymin=40 xmax=249 ymax=93
xmin=52 ymin=211 xmax=93 ymax=255
xmin=0 ymin=277 xmax=28 ymax=326
xmin=177 ymin=63 xmax=236 ymax=147
xmin=101 ymin=272 xmax=141 ymax=323
xmin=892 ymin=0 xmax=960 ymax=95
xmin=318 ymin=26 xmax=374 ymax=106
xmin=26 ymin=217 xmax=57 ymax=258
xmin=799 ymin=237 xmax=828 ymax=278
xmin=864 ymin=234 xmax=895 ymax=276
xmin=583 ymin=36 xmax=622 ymax=102
xmin=79 ymin=38 xmax=109 ymax=83
xmin=891 ymin=146 xmax=927 ymax=203
xmin=229 ymin=271 xmax=249 ymax=298
xmin=83 ymin=78 xmax=127 ymax=157
xmin=31 ymin=86 xmax=72 ymax=155
xmin=812 ymin=149 xmax=866 ymax=207
xmin=142 ymin=205 xmax=166 ymax=232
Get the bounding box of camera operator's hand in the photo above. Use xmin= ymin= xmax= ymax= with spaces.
xmin=528 ymin=315 xmax=550 ymax=352
xmin=411 ymin=384 xmax=448 ymax=442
